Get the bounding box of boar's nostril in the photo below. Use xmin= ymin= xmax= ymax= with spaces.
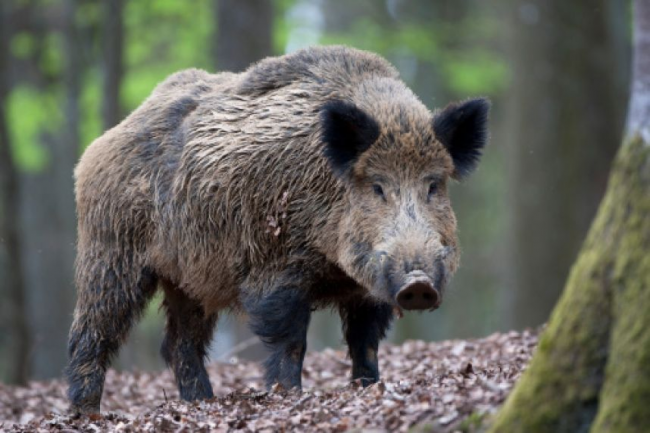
xmin=395 ymin=278 xmax=441 ymax=311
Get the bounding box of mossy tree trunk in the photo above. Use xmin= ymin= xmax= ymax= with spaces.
xmin=491 ymin=1 xmax=650 ymax=432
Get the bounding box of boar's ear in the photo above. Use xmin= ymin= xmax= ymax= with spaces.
xmin=320 ymin=100 xmax=380 ymax=177
xmin=433 ymin=98 xmax=490 ymax=179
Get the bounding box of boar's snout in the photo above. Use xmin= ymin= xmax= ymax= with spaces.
xmin=395 ymin=271 xmax=441 ymax=311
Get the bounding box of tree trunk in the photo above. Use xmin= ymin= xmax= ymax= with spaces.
xmin=212 ymin=0 xmax=274 ymax=361
xmin=101 ymin=0 xmax=123 ymax=130
xmin=22 ymin=0 xmax=79 ymax=379
xmin=491 ymin=1 xmax=650 ymax=431
xmin=214 ymin=0 xmax=273 ymax=72
xmin=504 ymin=0 xmax=629 ymax=330
xmin=0 ymin=1 xmax=30 ymax=385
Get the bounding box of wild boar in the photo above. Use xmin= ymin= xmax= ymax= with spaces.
xmin=67 ymin=45 xmax=489 ymax=414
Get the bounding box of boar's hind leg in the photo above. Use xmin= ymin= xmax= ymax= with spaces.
xmin=243 ymin=288 xmax=311 ymax=390
xmin=161 ymin=282 xmax=217 ymax=401
xmin=340 ymin=300 xmax=394 ymax=387
xmin=66 ymin=257 xmax=157 ymax=415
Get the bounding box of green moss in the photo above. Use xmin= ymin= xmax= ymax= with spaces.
xmin=490 ymin=136 xmax=650 ymax=433
xmin=591 ymin=137 xmax=650 ymax=433
xmin=457 ymin=412 xmax=489 ymax=432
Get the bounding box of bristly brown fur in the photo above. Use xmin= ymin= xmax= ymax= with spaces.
xmin=66 ymin=45 xmax=489 ymax=413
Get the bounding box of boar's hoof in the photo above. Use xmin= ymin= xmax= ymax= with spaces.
xmin=69 ymin=402 xmax=101 ymax=418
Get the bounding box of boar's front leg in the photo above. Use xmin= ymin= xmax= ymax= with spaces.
xmin=243 ymin=287 xmax=311 ymax=390
xmin=160 ymin=281 xmax=217 ymax=401
xmin=340 ymin=299 xmax=394 ymax=387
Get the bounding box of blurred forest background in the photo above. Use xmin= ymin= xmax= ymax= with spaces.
xmin=0 ymin=0 xmax=631 ymax=384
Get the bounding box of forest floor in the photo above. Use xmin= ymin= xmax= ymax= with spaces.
xmin=0 ymin=329 xmax=537 ymax=432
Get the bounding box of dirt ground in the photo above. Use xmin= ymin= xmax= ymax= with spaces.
xmin=0 ymin=329 xmax=537 ymax=432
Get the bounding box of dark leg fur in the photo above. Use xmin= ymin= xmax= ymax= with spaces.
xmin=160 ymin=282 xmax=217 ymax=401
xmin=66 ymin=259 xmax=157 ymax=414
xmin=243 ymin=288 xmax=311 ymax=390
xmin=340 ymin=300 xmax=393 ymax=386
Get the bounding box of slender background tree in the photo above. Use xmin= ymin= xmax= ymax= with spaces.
xmin=22 ymin=0 xmax=80 ymax=379
xmin=0 ymin=0 xmax=30 ymax=385
xmin=503 ymin=0 xmax=629 ymax=330
xmin=211 ymin=0 xmax=275 ymax=361
xmin=101 ymin=0 xmax=124 ymax=131
xmin=214 ymin=0 xmax=273 ymax=72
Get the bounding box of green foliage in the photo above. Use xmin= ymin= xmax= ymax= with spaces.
xmin=321 ymin=18 xmax=439 ymax=60
xmin=75 ymin=0 xmax=101 ymax=26
xmin=80 ymin=70 xmax=101 ymax=149
xmin=442 ymin=52 xmax=508 ymax=96
xmin=318 ymin=11 xmax=506 ymax=98
xmin=10 ymin=32 xmax=36 ymax=60
xmin=7 ymin=85 xmax=61 ymax=171
xmin=122 ymin=0 xmax=213 ymax=112
xmin=7 ymin=0 xmax=217 ymax=164
xmin=39 ymin=33 xmax=64 ymax=78
xmin=273 ymin=0 xmax=298 ymax=54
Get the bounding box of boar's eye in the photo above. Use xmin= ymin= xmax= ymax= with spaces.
xmin=372 ymin=184 xmax=386 ymax=201
xmin=427 ymin=182 xmax=439 ymax=201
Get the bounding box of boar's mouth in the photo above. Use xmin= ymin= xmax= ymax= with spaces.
xmin=395 ymin=270 xmax=442 ymax=311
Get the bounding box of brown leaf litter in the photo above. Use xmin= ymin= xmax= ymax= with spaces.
xmin=0 ymin=329 xmax=538 ymax=432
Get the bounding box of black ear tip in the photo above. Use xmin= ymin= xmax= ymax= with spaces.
xmin=463 ymin=97 xmax=491 ymax=117
xmin=321 ymin=99 xmax=348 ymax=118
xmin=433 ymin=97 xmax=491 ymax=180
xmin=320 ymin=99 xmax=380 ymax=177
xmin=473 ymin=97 xmax=491 ymax=107
xmin=465 ymin=98 xmax=491 ymax=137
xmin=321 ymin=99 xmax=376 ymax=127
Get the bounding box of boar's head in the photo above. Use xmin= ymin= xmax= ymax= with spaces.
xmin=321 ymin=91 xmax=489 ymax=311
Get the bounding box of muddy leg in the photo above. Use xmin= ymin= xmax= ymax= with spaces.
xmin=160 ymin=283 xmax=217 ymax=401
xmin=340 ymin=299 xmax=393 ymax=386
xmin=66 ymin=261 xmax=157 ymax=414
xmin=243 ymin=288 xmax=311 ymax=390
